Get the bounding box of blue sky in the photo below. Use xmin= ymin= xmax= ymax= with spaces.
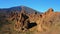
xmin=0 ymin=0 xmax=60 ymax=12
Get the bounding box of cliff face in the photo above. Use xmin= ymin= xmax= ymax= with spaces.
xmin=0 ymin=6 xmax=60 ymax=34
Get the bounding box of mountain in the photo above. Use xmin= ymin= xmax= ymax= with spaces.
xmin=0 ymin=6 xmax=42 ymax=14
xmin=0 ymin=6 xmax=60 ymax=34
xmin=0 ymin=6 xmax=42 ymax=34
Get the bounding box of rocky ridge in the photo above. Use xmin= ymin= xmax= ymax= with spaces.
xmin=0 ymin=6 xmax=60 ymax=34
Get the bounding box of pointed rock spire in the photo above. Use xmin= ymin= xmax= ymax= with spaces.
xmin=47 ymin=8 xmax=54 ymax=13
xmin=45 ymin=8 xmax=54 ymax=14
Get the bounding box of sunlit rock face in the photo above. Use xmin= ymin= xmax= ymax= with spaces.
xmin=10 ymin=6 xmax=42 ymax=32
xmin=0 ymin=6 xmax=42 ymax=32
xmin=0 ymin=6 xmax=60 ymax=34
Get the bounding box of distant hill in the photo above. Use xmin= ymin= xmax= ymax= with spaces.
xmin=0 ymin=6 xmax=42 ymax=14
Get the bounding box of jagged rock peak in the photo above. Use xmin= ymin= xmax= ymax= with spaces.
xmin=47 ymin=8 xmax=54 ymax=12
xmin=45 ymin=8 xmax=54 ymax=14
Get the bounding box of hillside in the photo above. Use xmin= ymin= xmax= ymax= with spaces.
xmin=0 ymin=6 xmax=60 ymax=34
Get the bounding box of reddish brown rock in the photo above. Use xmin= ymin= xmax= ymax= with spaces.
xmin=0 ymin=6 xmax=60 ymax=34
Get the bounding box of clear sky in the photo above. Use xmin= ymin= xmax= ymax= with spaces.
xmin=0 ymin=0 xmax=60 ymax=12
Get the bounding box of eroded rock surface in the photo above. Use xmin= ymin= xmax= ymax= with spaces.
xmin=0 ymin=6 xmax=60 ymax=34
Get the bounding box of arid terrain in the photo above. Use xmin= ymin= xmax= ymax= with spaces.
xmin=0 ymin=6 xmax=60 ymax=34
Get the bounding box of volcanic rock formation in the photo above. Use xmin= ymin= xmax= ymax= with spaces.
xmin=0 ymin=6 xmax=60 ymax=34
